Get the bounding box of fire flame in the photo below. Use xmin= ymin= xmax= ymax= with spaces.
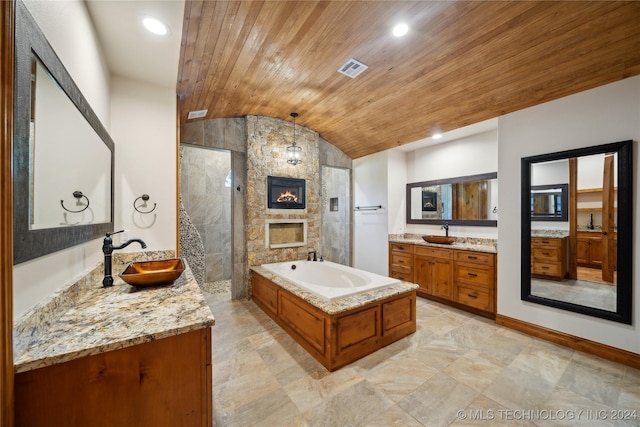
xmin=277 ymin=191 xmax=298 ymax=203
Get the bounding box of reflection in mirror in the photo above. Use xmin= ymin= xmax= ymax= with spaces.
xmin=406 ymin=172 xmax=498 ymax=226
xmin=14 ymin=1 xmax=114 ymax=264
xmin=530 ymin=184 xmax=568 ymax=221
xmin=521 ymin=140 xmax=632 ymax=324
xmin=31 ymin=58 xmax=111 ymax=229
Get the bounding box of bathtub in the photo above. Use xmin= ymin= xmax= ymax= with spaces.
xmin=260 ymin=260 xmax=400 ymax=301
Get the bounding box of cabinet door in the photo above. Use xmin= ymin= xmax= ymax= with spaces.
xmin=431 ymin=258 xmax=453 ymax=299
xmin=590 ymin=238 xmax=603 ymax=266
xmin=414 ymin=256 xmax=431 ymax=294
xmin=576 ymin=238 xmax=590 ymax=265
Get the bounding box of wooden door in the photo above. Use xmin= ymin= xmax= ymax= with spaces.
xmin=601 ymin=154 xmax=615 ymax=282
xmin=0 ymin=1 xmax=14 ymax=425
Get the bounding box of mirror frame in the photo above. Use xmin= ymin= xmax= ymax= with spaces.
xmin=521 ymin=140 xmax=633 ymax=324
xmin=13 ymin=1 xmax=114 ymax=264
xmin=530 ymin=184 xmax=569 ymax=221
xmin=406 ymin=172 xmax=498 ymax=226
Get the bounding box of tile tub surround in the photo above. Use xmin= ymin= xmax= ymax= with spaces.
xmin=14 ymin=252 xmax=215 ymax=373
xmin=389 ymin=234 xmax=497 ymax=253
xmin=251 ymin=265 xmax=418 ymax=315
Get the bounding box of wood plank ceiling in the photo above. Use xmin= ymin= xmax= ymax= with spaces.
xmin=177 ymin=1 xmax=640 ymax=159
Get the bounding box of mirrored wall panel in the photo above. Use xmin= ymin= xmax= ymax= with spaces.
xmin=521 ymin=140 xmax=632 ymax=324
xmin=14 ymin=1 xmax=114 ymax=264
xmin=406 ymin=172 xmax=498 ymax=226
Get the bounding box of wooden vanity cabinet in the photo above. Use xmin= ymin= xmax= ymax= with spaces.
xmin=390 ymin=242 xmax=496 ymax=318
xmin=414 ymin=246 xmax=453 ymax=299
xmin=531 ymin=236 xmax=568 ymax=280
xmin=15 ymin=328 xmax=212 ymax=427
xmin=453 ymin=250 xmax=496 ymax=314
xmin=389 ymin=242 xmax=415 ymax=282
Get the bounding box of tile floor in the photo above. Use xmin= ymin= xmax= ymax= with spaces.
xmin=204 ymin=292 xmax=640 ymax=427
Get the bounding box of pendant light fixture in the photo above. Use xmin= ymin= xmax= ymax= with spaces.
xmin=286 ymin=112 xmax=302 ymax=165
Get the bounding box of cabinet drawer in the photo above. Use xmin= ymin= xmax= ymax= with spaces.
xmin=391 ymin=263 xmax=412 ymax=275
xmin=391 ymin=252 xmax=413 ymax=268
xmin=532 ymin=246 xmax=560 ymax=262
xmin=415 ymin=246 xmax=452 ymax=259
xmin=455 ymin=285 xmax=493 ymax=312
xmin=454 ymin=263 xmax=494 ymax=289
xmin=390 ymin=269 xmax=413 ymax=282
xmin=390 ymin=243 xmax=414 ymax=254
xmin=531 ymin=261 xmax=562 ymax=277
xmin=531 ymin=237 xmax=562 ymax=248
xmin=453 ymin=250 xmax=494 ymax=266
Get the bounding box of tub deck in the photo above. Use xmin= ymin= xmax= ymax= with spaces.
xmin=251 ymin=270 xmax=417 ymax=371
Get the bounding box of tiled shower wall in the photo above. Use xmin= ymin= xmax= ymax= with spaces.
xmin=321 ymin=166 xmax=351 ymax=265
xmin=180 ymin=145 xmax=232 ymax=283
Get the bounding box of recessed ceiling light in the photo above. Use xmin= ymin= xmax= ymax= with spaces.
xmin=392 ymin=23 xmax=409 ymax=38
xmin=141 ymin=16 xmax=170 ymax=36
xmin=432 ymin=133 xmax=443 ymax=140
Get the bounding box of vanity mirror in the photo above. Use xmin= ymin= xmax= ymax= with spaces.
xmin=406 ymin=172 xmax=498 ymax=226
xmin=521 ymin=140 xmax=632 ymax=324
xmin=13 ymin=1 xmax=114 ymax=264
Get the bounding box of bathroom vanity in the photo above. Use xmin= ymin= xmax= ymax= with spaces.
xmin=389 ymin=236 xmax=497 ymax=318
xmin=13 ymin=257 xmax=215 ymax=427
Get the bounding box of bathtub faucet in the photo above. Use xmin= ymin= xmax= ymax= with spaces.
xmin=307 ymin=250 xmax=317 ymax=262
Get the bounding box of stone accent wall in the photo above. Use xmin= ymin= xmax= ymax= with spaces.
xmin=246 ymin=115 xmax=320 ymax=295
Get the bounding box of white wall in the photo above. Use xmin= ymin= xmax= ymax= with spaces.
xmin=353 ymin=152 xmax=389 ymax=276
xmin=111 ymin=77 xmax=177 ymax=251
xmin=22 ymin=0 xmax=110 ymax=125
xmin=387 ymin=150 xmax=407 ymax=235
xmin=14 ymin=0 xmax=111 ymax=320
xmin=498 ymin=75 xmax=640 ymax=354
xmin=403 ymin=130 xmax=499 ymax=238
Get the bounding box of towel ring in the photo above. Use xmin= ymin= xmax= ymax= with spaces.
xmin=61 ymin=191 xmax=90 ymax=213
xmin=134 ymin=194 xmax=157 ymax=214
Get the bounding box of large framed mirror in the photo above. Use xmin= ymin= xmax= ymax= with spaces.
xmin=521 ymin=140 xmax=632 ymax=324
xmin=406 ymin=172 xmax=498 ymax=226
xmin=13 ymin=1 xmax=114 ymax=264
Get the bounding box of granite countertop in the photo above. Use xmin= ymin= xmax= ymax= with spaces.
xmin=251 ymin=266 xmax=419 ymax=316
xmin=389 ymin=234 xmax=497 ymax=253
xmin=531 ymin=230 xmax=570 ymax=238
xmin=14 ymin=259 xmax=215 ymax=374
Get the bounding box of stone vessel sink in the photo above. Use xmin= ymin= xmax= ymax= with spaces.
xmin=422 ymin=235 xmax=455 ymax=245
xmin=119 ymin=258 xmax=185 ymax=288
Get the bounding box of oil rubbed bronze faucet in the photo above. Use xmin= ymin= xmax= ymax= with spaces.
xmin=102 ymin=230 xmax=147 ymax=287
xmin=441 ymin=223 xmax=450 ymax=237
xmin=307 ymin=250 xmax=317 ymax=261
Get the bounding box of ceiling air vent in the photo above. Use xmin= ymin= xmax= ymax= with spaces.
xmin=187 ymin=109 xmax=208 ymax=120
xmin=338 ymin=58 xmax=368 ymax=78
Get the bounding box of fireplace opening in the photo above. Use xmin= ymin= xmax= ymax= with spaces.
xmin=267 ymin=176 xmax=306 ymax=209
